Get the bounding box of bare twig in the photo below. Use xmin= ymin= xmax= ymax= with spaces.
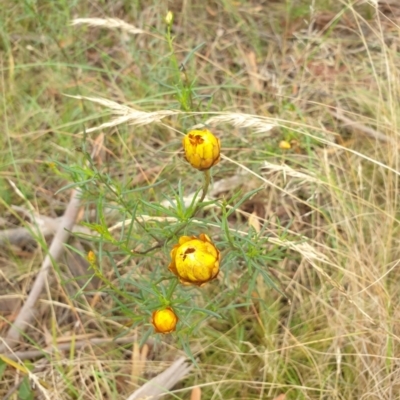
xmin=0 ymin=216 xmax=90 ymax=248
xmin=126 ymin=357 xmax=192 ymax=400
xmin=4 ymin=335 xmax=148 ymax=361
xmin=0 ymin=190 xmax=82 ymax=352
xmin=0 ymin=136 xmax=104 ymax=353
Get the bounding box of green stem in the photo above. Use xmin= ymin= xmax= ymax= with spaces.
xmin=134 ymin=170 xmax=212 ymax=255
xmin=166 ymin=23 xmax=196 ymax=123
xmin=166 ymin=278 xmax=179 ymax=301
xmin=199 ymin=169 xmax=211 ymax=203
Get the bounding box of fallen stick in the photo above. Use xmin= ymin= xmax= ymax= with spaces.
xmin=0 ymin=189 xmax=82 ymax=352
xmin=0 ymin=136 xmax=104 ymax=353
xmin=126 ymin=356 xmax=192 ymax=400
xmin=3 ymin=335 xmax=145 ymax=361
xmin=0 ymin=216 xmax=90 ymax=248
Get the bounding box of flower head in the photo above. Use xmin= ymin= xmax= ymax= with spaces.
xmin=152 ymin=307 xmax=178 ymax=334
xmin=182 ymin=129 xmax=220 ymax=171
xmin=168 ymin=233 xmax=220 ymax=286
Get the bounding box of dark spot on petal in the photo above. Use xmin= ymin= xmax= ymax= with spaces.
xmin=182 ymin=247 xmax=195 ymax=261
xmin=195 ymin=135 xmax=204 ymax=144
xmin=189 ymin=134 xmax=204 ymax=146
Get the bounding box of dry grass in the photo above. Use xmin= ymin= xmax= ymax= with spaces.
xmin=1 ymin=0 xmax=400 ymax=399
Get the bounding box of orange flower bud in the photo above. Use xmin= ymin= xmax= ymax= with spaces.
xmin=87 ymin=251 xmax=96 ymax=264
xmin=152 ymin=307 xmax=178 ymax=334
xmin=168 ymin=234 xmax=220 ymax=286
xmin=182 ymin=129 xmax=220 ymax=171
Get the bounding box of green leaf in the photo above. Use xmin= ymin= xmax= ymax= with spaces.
xmin=225 ymin=187 xmax=264 ymax=217
xmin=181 ymin=42 xmax=206 ymax=68
xmin=18 ymin=376 xmax=34 ymax=400
xmin=0 ymin=359 xmax=6 ymax=380
xmin=179 ymin=335 xmax=198 ymax=368
xmin=123 ymin=179 xmax=165 ymax=193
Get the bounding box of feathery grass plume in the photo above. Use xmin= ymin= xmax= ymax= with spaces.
xmin=261 ymin=160 xmax=322 ymax=184
xmin=71 ymin=18 xmax=145 ymax=35
xmin=205 ymin=113 xmax=277 ymax=133
xmin=207 ymin=113 xmax=400 ymax=180
xmin=67 ymin=95 xmax=180 ymax=133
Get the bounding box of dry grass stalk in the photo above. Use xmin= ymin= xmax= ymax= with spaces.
xmin=328 ymin=108 xmax=398 ymax=146
xmin=7 ymin=180 xmax=36 ymax=214
xmin=131 ymin=342 xmax=149 ymax=386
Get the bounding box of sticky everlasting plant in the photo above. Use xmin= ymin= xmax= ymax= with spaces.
xmin=61 ymin=11 xmax=283 ymax=357
xmin=77 ymin=127 xmax=230 ymax=344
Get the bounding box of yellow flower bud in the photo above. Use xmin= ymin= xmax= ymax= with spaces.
xmin=168 ymin=234 xmax=220 ymax=286
xmin=279 ymin=140 xmax=291 ymax=150
xmin=165 ymin=11 xmax=174 ymax=26
xmin=152 ymin=307 xmax=178 ymax=334
xmin=87 ymin=251 xmax=96 ymax=264
xmin=182 ymin=129 xmax=221 ymax=171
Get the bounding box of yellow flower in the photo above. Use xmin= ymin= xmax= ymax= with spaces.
xmin=168 ymin=234 xmax=220 ymax=286
xmin=182 ymin=129 xmax=221 ymax=171
xmin=152 ymin=307 xmax=178 ymax=334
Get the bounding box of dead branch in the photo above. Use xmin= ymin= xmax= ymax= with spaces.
xmin=126 ymin=357 xmax=192 ymax=400
xmin=0 ymin=136 xmax=104 ymax=353
xmin=0 ymin=216 xmax=90 ymax=249
xmin=4 ymin=335 xmax=149 ymax=361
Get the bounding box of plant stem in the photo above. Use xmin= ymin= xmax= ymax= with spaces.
xmin=166 ymin=278 xmax=179 ymax=300
xmin=133 ymin=170 xmax=212 ymax=255
xmin=199 ymin=169 xmax=211 ymax=203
